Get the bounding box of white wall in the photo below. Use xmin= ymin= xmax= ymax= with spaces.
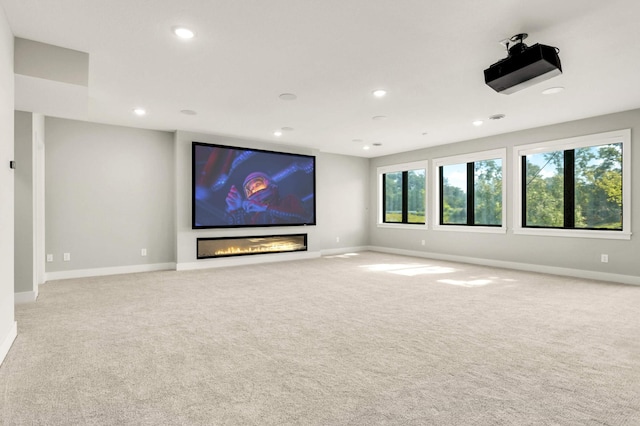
xmin=45 ymin=118 xmax=175 ymax=278
xmin=369 ymin=109 xmax=640 ymax=283
xmin=0 ymin=6 xmax=17 ymax=365
xmin=174 ymin=131 xmax=369 ymax=269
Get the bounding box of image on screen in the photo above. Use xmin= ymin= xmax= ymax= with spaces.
xmin=192 ymin=142 xmax=316 ymax=228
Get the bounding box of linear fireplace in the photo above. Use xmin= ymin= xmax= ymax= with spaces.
xmin=197 ymin=234 xmax=307 ymax=259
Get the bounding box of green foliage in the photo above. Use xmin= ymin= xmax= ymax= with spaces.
xmin=474 ymin=160 xmax=502 ymax=225
xmin=442 ymin=180 xmax=466 ymax=223
xmin=407 ymin=170 xmax=426 ymax=217
xmin=525 ymin=144 xmax=622 ymax=229
xmin=383 ymin=169 xmax=425 ymax=224
xmin=384 ymin=171 xmax=403 ymax=215
xmin=441 ymin=159 xmax=502 ymax=225
xmin=525 ymin=152 xmax=564 ymax=227
xmin=597 ymin=170 xmax=622 ymax=206
xmin=386 ymin=212 xmax=425 ymax=223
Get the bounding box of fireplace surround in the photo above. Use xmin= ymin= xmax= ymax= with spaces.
xmin=197 ymin=234 xmax=307 ymax=259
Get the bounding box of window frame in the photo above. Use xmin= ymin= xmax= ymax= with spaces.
xmin=377 ymin=160 xmax=428 ymax=229
xmin=432 ymin=148 xmax=507 ymax=234
xmin=513 ymin=129 xmax=631 ymax=240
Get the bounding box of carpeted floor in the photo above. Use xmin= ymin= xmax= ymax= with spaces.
xmin=1 ymin=251 xmax=639 ymax=425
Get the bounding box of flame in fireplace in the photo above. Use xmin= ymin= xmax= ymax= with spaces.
xmin=198 ymin=235 xmax=307 ymax=258
xmin=214 ymin=241 xmax=303 ymax=255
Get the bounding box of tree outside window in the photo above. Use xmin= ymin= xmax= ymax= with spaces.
xmin=524 ymin=143 xmax=622 ymax=230
xmin=383 ymin=168 xmax=425 ymax=224
xmin=384 ymin=171 xmax=403 ymax=223
xmin=440 ymin=159 xmax=502 ymax=226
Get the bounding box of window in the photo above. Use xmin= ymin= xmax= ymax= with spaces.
xmin=441 ymin=163 xmax=467 ymax=224
xmin=378 ymin=161 xmax=427 ymax=227
xmin=433 ymin=149 xmax=506 ymax=233
xmin=514 ymin=129 xmax=631 ymax=239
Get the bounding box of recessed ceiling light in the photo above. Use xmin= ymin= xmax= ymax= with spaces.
xmin=473 ymin=120 xmax=483 ymax=126
xmin=372 ymin=89 xmax=387 ymax=98
xmin=542 ymin=86 xmax=565 ymax=95
xmin=421 ymin=132 xmax=428 ymax=136
xmin=373 ymin=143 xmax=382 ymax=147
xmin=489 ymin=114 xmax=505 ymax=120
xmin=180 ymin=109 xmax=197 ymax=115
xmin=372 ymin=115 xmax=387 ymax=121
xmin=279 ymin=93 xmax=297 ymax=101
xmin=363 ymin=145 xmax=370 ymax=150
xmin=173 ymin=26 xmax=195 ymax=39
xmin=133 ymin=108 xmax=146 ymax=116
xmin=273 ymin=131 xmax=283 ymax=137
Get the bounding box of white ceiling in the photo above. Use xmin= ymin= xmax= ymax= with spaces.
xmin=2 ymin=0 xmax=640 ymax=158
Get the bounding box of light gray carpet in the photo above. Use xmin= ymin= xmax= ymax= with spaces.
xmin=1 ymin=251 xmax=639 ymax=425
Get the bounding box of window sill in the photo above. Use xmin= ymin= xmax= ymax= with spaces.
xmin=432 ymin=225 xmax=506 ymax=234
xmin=377 ymin=223 xmax=428 ymax=231
xmin=513 ymin=228 xmax=631 ymax=240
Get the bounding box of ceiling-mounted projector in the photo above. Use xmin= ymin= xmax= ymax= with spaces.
xmin=484 ymin=33 xmax=562 ymax=94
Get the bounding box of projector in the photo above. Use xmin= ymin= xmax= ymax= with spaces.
xmin=484 ymin=34 xmax=562 ymax=94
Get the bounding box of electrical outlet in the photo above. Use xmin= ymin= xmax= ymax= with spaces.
xmin=601 ymin=254 xmax=609 ymax=263
xmin=141 ymin=248 xmax=147 ymax=256
xmin=336 ymin=237 xmax=340 ymax=243
xmin=421 ymin=240 xmax=425 ymax=246
xmin=63 ymin=253 xmax=70 ymax=261
xmin=46 ymin=254 xmax=53 ymax=262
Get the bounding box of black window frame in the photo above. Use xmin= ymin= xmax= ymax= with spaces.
xmin=522 ymin=146 xmax=623 ymax=231
xmin=439 ymin=161 xmax=502 ymax=227
xmin=382 ymin=169 xmax=426 ymax=225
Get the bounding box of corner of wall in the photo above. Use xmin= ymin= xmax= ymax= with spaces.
xmin=0 ymin=321 xmax=17 ymax=367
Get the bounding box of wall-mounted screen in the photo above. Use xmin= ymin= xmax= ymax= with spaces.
xmin=192 ymin=142 xmax=316 ymax=228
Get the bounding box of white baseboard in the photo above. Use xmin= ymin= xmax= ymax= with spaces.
xmin=40 ymin=247 xmax=639 ymax=285
xmin=177 ymin=251 xmax=320 ymax=271
xmin=14 ymin=290 xmax=38 ymax=304
xmin=367 ymin=246 xmax=640 ymax=286
xmin=45 ymin=262 xmax=177 ymax=282
xmin=0 ymin=321 xmax=17 ymax=367
xmin=320 ymin=246 xmax=370 ymax=256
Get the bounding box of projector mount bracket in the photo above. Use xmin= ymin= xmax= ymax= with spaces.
xmin=499 ymin=33 xmax=529 ymax=57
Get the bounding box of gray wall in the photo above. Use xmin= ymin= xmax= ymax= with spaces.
xmin=174 ymin=131 xmax=370 ymax=268
xmin=369 ymin=108 xmax=640 ymax=279
xmin=14 ymin=37 xmax=89 ymax=86
xmin=315 ymin=152 xmax=369 ymax=250
xmin=14 ymin=111 xmax=33 ymax=294
xmin=0 ymin=6 xmax=15 ymax=362
xmin=41 ymin=122 xmax=369 ymax=276
xmin=45 ymin=118 xmax=175 ymax=272
xmin=14 ymin=111 xmax=44 ymax=299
